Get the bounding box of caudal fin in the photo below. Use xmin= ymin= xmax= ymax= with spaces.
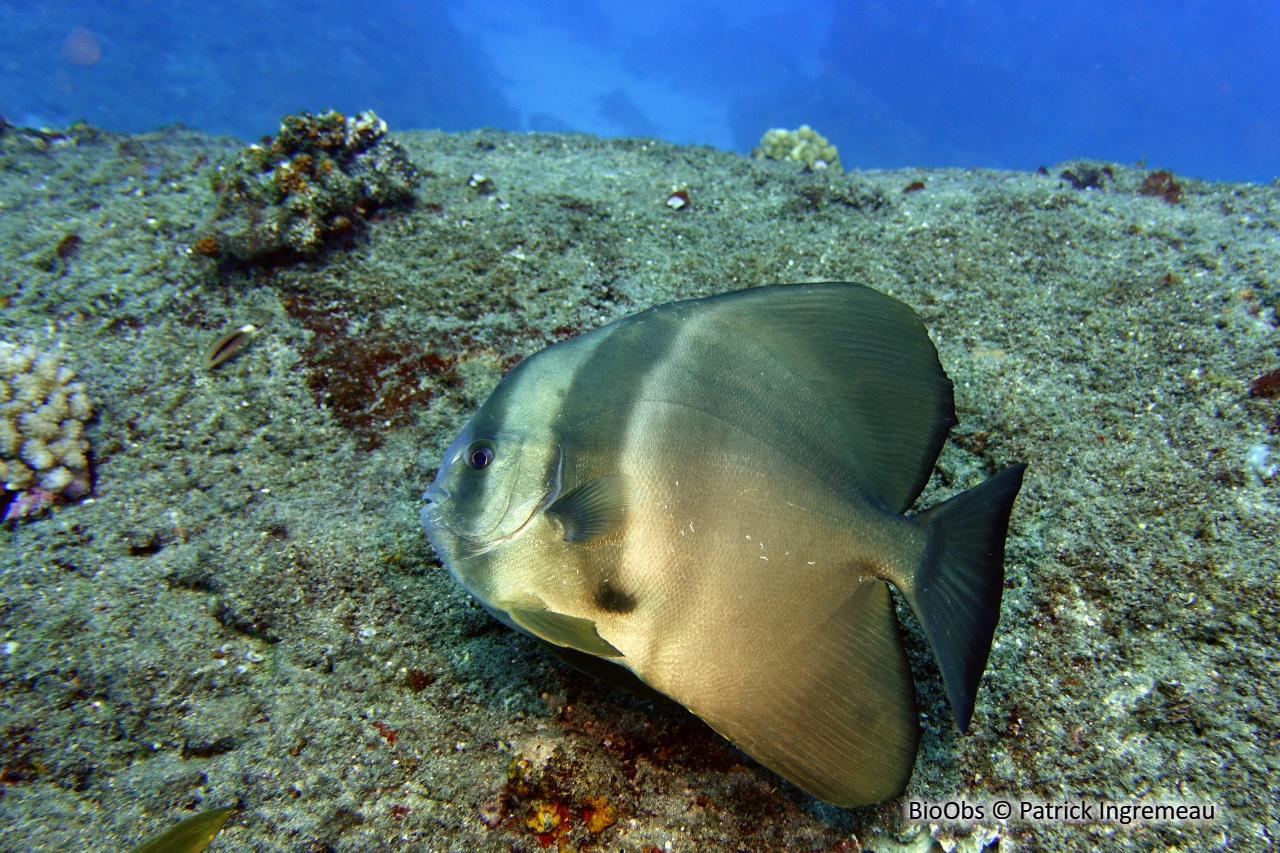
xmin=906 ymin=463 xmax=1026 ymax=731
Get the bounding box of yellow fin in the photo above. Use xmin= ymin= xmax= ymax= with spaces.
xmin=128 ymin=807 xmax=232 ymax=853
xmin=507 ymin=606 xmax=623 ymax=657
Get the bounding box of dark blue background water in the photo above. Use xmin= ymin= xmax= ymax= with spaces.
xmin=2 ymin=0 xmax=1277 ymax=183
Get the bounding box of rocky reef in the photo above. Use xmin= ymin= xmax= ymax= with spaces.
xmin=196 ymin=110 xmax=420 ymax=263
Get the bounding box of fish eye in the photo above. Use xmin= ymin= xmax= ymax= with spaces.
xmin=466 ymin=440 xmax=496 ymax=470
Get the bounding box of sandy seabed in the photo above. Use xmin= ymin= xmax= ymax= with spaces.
xmin=1 ymin=121 xmax=1276 ymax=852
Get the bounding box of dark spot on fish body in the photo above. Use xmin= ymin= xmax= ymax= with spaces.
xmin=595 ymin=580 xmax=636 ymax=614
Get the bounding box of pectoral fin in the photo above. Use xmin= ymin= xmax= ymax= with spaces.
xmin=507 ymin=605 xmax=624 ymax=658
xmin=546 ymin=474 xmax=631 ymax=543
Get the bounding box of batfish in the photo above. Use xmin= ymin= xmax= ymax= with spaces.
xmin=420 ymin=282 xmax=1025 ymax=806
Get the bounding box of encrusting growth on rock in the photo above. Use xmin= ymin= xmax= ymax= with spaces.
xmin=196 ymin=109 xmax=420 ymax=263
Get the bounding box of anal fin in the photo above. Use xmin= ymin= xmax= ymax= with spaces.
xmin=691 ymin=578 xmax=919 ymax=807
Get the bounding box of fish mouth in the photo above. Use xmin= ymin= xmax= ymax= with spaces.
xmin=419 ymin=485 xmax=452 ymax=549
xmin=418 ymin=483 xmax=531 ymax=561
xmin=421 ymin=481 xmax=450 ymax=509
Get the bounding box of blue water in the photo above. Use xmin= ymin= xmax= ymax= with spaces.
xmin=2 ymin=0 xmax=1277 ymax=183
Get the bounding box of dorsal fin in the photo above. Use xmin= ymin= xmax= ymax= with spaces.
xmin=553 ymin=284 xmax=955 ymax=513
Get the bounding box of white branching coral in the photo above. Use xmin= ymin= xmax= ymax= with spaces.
xmin=1 ymin=342 xmax=93 ymax=498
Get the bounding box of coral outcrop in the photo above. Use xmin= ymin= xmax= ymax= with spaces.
xmin=1 ymin=343 xmax=93 ymax=517
xmin=757 ymin=124 xmax=842 ymax=171
xmin=196 ymin=109 xmax=420 ymax=263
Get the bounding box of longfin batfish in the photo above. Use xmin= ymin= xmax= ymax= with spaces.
xmin=421 ymin=282 xmax=1025 ymax=806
